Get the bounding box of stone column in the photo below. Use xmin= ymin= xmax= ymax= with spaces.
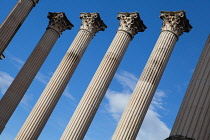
xmin=0 ymin=12 xmax=73 ymax=134
xmin=15 ymin=12 xmax=106 ymax=140
xmin=0 ymin=0 xmax=39 ymax=59
xmin=112 ymin=10 xmax=192 ymax=140
xmin=60 ymin=12 xmax=146 ymax=140
xmin=166 ymin=35 xmax=210 ymax=140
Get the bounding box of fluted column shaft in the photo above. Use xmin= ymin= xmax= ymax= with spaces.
xmin=112 ymin=31 xmax=177 ymax=140
xmin=15 ymin=12 xmax=106 ymax=140
xmin=166 ymin=35 xmax=210 ymax=140
xmin=0 ymin=29 xmax=59 ymax=133
xmin=112 ymin=10 xmax=192 ymax=140
xmin=0 ymin=0 xmax=39 ymax=58
xmin=0 ymin=12 xmax=72 ymax=134
xmin=61 ymin=31 xmax=131 ymax=140
xmin=60 ymin=12 xmax=146 ymax=140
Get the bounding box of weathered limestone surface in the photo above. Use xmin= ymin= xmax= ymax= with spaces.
xmin=112 ymin=10 xmax=192 ymax=140
xmin=0 ymin=0 xmax=39 ymax=59
xmin=15 ymin=12 xmax=106 ymax=140
xmin=60 ymin=12 xmax=146 ymax=140
xmin=0 ymin=12 xmax=73 ymax=134
xmin=166 ymin=35 xmax=210 ymax=140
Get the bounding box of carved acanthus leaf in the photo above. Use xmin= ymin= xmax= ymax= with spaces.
xmin=117 ymin=12 xmax=146 ymax=38
xmin=47 ymin=12 xmax=73 ymax=35
xmin=160 ymin=10 xmax=192 ymax=37
xmin=80 ymin=12 xmax=107 ymax=35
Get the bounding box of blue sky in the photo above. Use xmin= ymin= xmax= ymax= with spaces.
xmin=0 ymin=0 xmax=210 ymax=140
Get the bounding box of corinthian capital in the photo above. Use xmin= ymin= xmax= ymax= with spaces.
xmin=80 ymin=12 xmax=107 ymax=35
xmin=160 ymin=10 xmax=192 ymax=37
xmin=117 ymin=12 xmax=146 ymax=38
xmin=47 ymin=12 xmax=74 ymax=35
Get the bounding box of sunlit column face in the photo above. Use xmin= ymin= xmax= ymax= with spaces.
xmin=15 ymin=12 xmax=106 ymax=140
xmin=112 ymin=10 xmax=192 ymax=140
xmin=60 ymin=12 xmax=146 ymax=140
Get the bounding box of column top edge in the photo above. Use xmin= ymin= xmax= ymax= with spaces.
xmin=32 ymin=0 xmax=40 ymax=4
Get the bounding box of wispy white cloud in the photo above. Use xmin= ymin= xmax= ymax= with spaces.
xmin=137 ymin=90 xmax=170 ymax=140
xmin=0 ymin=71 xmax=13 ymax=95
xmin=105 ymin=70 xmax=170 ymax=140
xmin=150 ymin=90 xmax=166 ymax=111
xmin=0 ymin=71 xmax=33 ymax=111
xmin=137 ymin=110 xmax=170 ymax=140
xmin=63 ymin=86 xmax=75 ymax=101
xmin=106 ymin=90 xmax=131 ymax=120
xmin=115 ymin=71 xmax=138 ymax=90
xmin=106 ymin=71 xmax=137 ymax=120
xmin=8 ymin=55 xmax=24 ymax=70
xmin=7 ymin=53 xmax=51 ymax=85
xmin=20 ymin=93 xmax=34 ymax=111
xmin=2 ymin=54 xmax=51 ymax=111
xmin=35 ymin=72 xmax=51 ymax=85
xmin=106 ymin=70 xmax=137 ymax=120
